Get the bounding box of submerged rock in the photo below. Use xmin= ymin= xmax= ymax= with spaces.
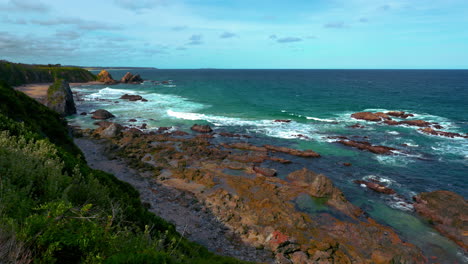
xmin=46 ymin=79 xmax=76 ymax=116
xmin=91 ymin=109 xmax=115 ymax=120
xmin=413 ymin=190 xmax=468 ymax=250
xmin=96 ymin=70 xmax=118 ymax=84
xmin=191 ymin=124 xmax=213 ymax=133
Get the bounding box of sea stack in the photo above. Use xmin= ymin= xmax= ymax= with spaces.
xmin=46 ymin=79 xmax=76 ymax=116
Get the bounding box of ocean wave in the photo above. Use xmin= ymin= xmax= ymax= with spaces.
xmin=306 ymin=116 xmax=336 ymax=122
xmin=166 ymin=110 xmax=322 ymax=141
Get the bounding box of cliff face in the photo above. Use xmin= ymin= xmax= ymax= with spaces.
xmin=0 ymin=60 xmax=96 ymax=86
xmin=46 ymin=79 xmax=76 ymax=116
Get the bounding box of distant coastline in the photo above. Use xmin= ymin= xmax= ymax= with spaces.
xmin=82 ymin=66 xmax=158 ymax=71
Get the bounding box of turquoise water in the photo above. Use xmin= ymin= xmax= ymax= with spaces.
xmin=70 ymin=69 xmax=467 ymax=262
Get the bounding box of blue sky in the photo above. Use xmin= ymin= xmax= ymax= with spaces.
xmin=0 ymin=0 xmax=467 ymax=68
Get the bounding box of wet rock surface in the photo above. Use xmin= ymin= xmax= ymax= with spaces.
xmin=413 ymin=191 xmax=468 ymax=250
xmin=120 ymin=94 xmax=147 ymax=102
xmin=73 ymin=125 xmax=427 ymax=263
xmin=191 ymin=124 xmax=213 ymax=133
xmin=337 ymin=140 xmax=397 ymax=154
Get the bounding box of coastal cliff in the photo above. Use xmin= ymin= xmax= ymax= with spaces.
xmin=0 ymin=81 xmax=243 ymax=263
xmin=0 ymin=60 xmax=96 ymax=86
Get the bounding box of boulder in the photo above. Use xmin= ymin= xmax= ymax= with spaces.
xmin=351 ymin=112 xmax=390 ymax=122
xmin=46 ymin=79 xmax=76 ymax=116
xmin=191 ymin=124 xmax=213 ymax=133
xmin=413 ymin=190 xmax=468 ymax=250
xmin=120 ymin=72 xmax=143 ymax=84
xmin=96 ymin=70 xmax=118 ymax=84
xmin=338 ymin=140 xmax=396 ymax=155
xmin=100 ymin=123 xmax=123 ymax=138
xmin=120 ymin=94 xmax=146 ymax=101
xmin=91 ymin=109 xmax=115 ymax=120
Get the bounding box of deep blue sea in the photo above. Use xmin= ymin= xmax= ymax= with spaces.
xmin=70 ymin=69 xmax=468 ymax=262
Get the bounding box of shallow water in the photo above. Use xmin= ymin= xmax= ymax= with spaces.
xmin=70 ymin=69 xmax=468 ymax=262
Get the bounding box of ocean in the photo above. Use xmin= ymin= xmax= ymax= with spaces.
xmin=70 ymin=69 xmax=467 ymax=261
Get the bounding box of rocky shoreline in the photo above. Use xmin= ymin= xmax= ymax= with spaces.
xmin=72 ymin=122 xmax=429 ymax=263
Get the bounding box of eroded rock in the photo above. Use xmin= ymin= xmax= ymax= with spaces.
xmin=191 ymin=124 xmax=213 ymax=133
xmin=413 ymin=190 xmax=468 ymax=250
xmin=91 ymin=109 xmax=115 ymax=120
xmin=96 ymin=70 xmax=118 ymax=84
xmin=338 ymin=140 xmax=396 ymax=154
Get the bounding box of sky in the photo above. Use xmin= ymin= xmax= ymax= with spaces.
xmin=0 ymin=0 xmax=467 ymax=69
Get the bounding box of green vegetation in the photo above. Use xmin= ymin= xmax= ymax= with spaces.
xmin=0 ymin=60 xmax=96 ymax=86
xmin=0 ymin=81 xmax=245 ymax=263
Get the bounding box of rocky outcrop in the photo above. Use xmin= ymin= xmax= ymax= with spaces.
xmin=351 ymin=112 xmax=390 ymax=122
xmin=89 ymin=127 xmax=427 ymax=263
xmin=264 ymin=145 xmax=320 ymax=158
xmin=46 ymin=79 xmax=76 ymax=116
xmin=120 ymin=94 xmax=147 ymax=102
xmin=120 ymin=72 xmax=143 ymax=84
xmin=386 ymin=111 xmax=414 ymax=119
xmin=274 ymin=119 xmax=291 ymax=123
xmin=338 ymin=140 xmax=396 ymax=154
xmin=191 ymin=124 xmax=213 ymax=133
xmin=418 ymin=128 xmax=468 ymax=138
xmin=91 ymin=109 xmax=115 ymax=120
xmin=413 ymin=191 xmax=467 ymax=250
xmin=96 ymin=70 xmax=118 ymax=84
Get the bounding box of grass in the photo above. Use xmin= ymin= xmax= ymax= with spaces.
xmin=0 ymin=81 xmax=247 ymax=263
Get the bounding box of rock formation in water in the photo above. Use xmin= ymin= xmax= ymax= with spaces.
xmin=120 ymin=72 xmax=143 ymax=84
xmin=96 ymin=70 xmax=118 ymax=84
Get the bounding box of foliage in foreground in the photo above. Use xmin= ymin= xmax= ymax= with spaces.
xmin=0 ymin=82 xmax=244 ymax=263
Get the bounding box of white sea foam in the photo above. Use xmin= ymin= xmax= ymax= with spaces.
xmin=306 ymin=116 xmax=336 ymax=122
xmin=362 ymin=175 xmax=395 ymax=185
xmin=404 ymin=142 xmax=419 ymax=147
xmin=387 ymin=131 xmax=400 ymax=135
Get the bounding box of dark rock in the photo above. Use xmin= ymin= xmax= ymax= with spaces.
xmin=338 ymin=140 xmax=396 ymax=155
xmin=354 ymin=180 xmax=396 ymax=195
xmin=274 ymin=119 xmax=291 ymax=123
xmin=253 ymin=166 xmax=277 ymax=177
xmin=157 ymin=127 xmax=171 ymax=133
xmin=120 ymin=94 xmax=147 ymax=101
xmin=343 ymin=162 xmax=352 ymax=166
xmin=126 ymin=128 xmax=144 ymax=135
xmin=46 ymin=79 xmax=76 ymax=116
xmin=128 ymin=119 xmax=137 ymax=122
xmin=96 ymin=70 xmax=118 ymax=84
xmin=191 ymin=124 xmax=213 ymax=133
xmin=80 ymin=112 xmax=87 ymax=115
xmin=91 ymin=109 xmax=115 ymax=120
xmin=413 ymin=190 xmax=467 ymax=250
xmin=140 ymin=123 xmax=147 ymax=129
